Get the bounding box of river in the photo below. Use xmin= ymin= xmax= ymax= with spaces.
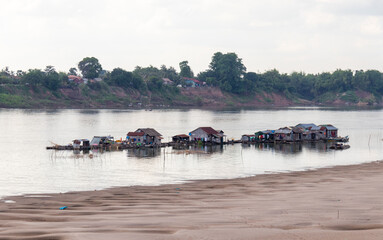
xmin=0 ymin=107 xmax=382 ymax=197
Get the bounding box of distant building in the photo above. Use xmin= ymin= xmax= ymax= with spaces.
xmin=241 ymin=134 xmax=255 ymax=142
xmin=182 ymin=77 xmax=201 ymax=87
xmin=134 ymin=128 xmax=163 ymax=145
xmin=319 ymin=124 xmax=338 ymax=138
xmin=274 ymin=127 xmax=293 ymax=141
xmin=162 ymin=78 xmax=174 ymax=85
xmin=189 ymin=127 xmax=225 ymax=144
xmin=172 ymin=134 xmax=190 ymax=142
xmin=68 ymin=75 xmax=84 ymax=84
xmin=127 ymin=131 xmax=145 ymax=144
xmin=296 ymin=123 xmax=324 ymax=141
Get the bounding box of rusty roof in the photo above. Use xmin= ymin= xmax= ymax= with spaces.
xmin=174 ymin=134 xmax=190 ymax=138
xmin=195 ymin=127 xmax=219 ymax=135
xmin=127 ymin=132 xmax=144 ymax=136
xmin=136 ymin=128 xmax=162 ymax=136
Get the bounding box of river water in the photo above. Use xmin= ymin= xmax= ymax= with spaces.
xmin=0 ymin=108 xmax=382 ymax=197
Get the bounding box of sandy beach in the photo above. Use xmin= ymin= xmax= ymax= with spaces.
xmin=1 ymin=161 xmax=383 ymax=240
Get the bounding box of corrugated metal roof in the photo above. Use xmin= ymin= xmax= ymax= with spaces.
xmin=320 ymin=124 xmax=338 ymax=130
xmin=296 ymin=123 xmax=318 ymax=129
xmin=275 ymin=129 xmax=292 ymax=134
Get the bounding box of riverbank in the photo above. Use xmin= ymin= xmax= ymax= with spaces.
xmin=1 ymin=160 xmax=383 ymax=239
xmin=1 ymin=83 xmax=381 ymax=109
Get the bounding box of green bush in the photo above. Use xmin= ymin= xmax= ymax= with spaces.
xmin=340 ymin=91 xmax=359 ymax=103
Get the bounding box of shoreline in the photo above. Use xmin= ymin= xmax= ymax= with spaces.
xmin=2 ymin=160 xmax=383 ymax=239
xmin=1 ymin=104 xmax=382 ymax=111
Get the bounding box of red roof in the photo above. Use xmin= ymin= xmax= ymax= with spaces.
xmin=127 ymin=132 xmax=144 ymax=136
xmin=199 ymin=127 xmax=219 ymax=135
xmin=182 ymin=77 xmax=201 ymax=84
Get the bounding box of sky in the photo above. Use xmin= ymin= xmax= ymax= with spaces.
xmin=0 ymin=0 xmax=382 ymax=75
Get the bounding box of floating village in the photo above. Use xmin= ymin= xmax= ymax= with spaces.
xmin=47 ymin=123 xmax=350 ymax=151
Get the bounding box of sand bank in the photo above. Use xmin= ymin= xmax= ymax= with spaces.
xmin=1 ymin=161 xmax=383 ymax=239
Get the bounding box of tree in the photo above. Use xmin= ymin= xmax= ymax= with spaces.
xmin=109 ymin=68 xmax=133 ymax=88
xmin=160 ymin=65 xmax=180 ymax=83
xmin=147 ymin=76 xmax=163 ymax=91
xmin=68 ymin=67 xmax=78 ymax=76
xmin=209 ymin=52 xmax=246 ymax=93
xmin=133 ymin=65 xmax=161 ymax=81
xmin=22 ymin=69 xmax=45 ymax=86
xmin=16 ymin=70 xmax=25 ymax=77
xmin=78 ymin=57 xmax=102 ymax=79
xmin=43 ymin=65 xmax=60 ymax=90
xmin=179 ymin=61 xmax=194 ymax=78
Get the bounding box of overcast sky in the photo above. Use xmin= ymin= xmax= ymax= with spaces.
xmin=0 ymin=0 xmax=382 ymax=74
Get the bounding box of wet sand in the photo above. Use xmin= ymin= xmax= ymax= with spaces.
xmin=1 ymin=161 xmax=383 ymax=240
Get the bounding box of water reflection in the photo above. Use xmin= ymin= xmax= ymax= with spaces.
xmin=79 ymin=109 xmax=100 ymax=114
xmin=243 ymin=142 xmax=332 ymax=154
xmin=127 ymin=148 xmax=162 ymax=158
xmin=69 ymin=141 xmax=336 ymax=159
xmin=126 ymin=144 xmax=225 ymax=158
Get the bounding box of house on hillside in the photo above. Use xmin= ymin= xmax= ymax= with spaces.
xmin=134 ymin=128 xmax=163 ymax=145
xmin=189 ymin=127 xmax=225 ymax=144
xmin=162 ymin=78 xmax=174 ymax=86
xmin=182 ymin=77 xmax=201 ymax=87
xmin=68 ymin=75 xmax=84 ymax=84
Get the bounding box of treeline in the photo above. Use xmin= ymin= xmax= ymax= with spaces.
xmin=1 ymin=53 xmax=383 ymax=102
xmin=197 ymin=52 xmax=383 ymax=101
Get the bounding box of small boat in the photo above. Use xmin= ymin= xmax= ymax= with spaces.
xmin=329 ymin=143 xmax=350 ymax=150
xmin=327 ymin=136 xmax=349 ymax=142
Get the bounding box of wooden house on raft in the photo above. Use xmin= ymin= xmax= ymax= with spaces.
xmin=319 ymin=125 xmax=338 ymax=139
xmin=189 ymin=127 xmax=225 ymax=144
xmin=254 ymin=130 xmax=275 ymax=142
xmin=172 ymin=134 xmax=190 ymax=143
xmin=241 ymin=134 xmax=255 ymax=142
xmin=296 ymin=123 xmax=324 ymax=141
xmin=126 ymin=131 xmax=145 ymax=144
xmin=129 ymin=128 xmax=163 ymax=145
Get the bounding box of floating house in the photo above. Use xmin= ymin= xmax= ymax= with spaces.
xmin=291 ymin=127 xmax=303 ymax=141
xmin=134 ymin=128 xmax=163 ymax=145
xmin=254 ymin=130 xmax=275 ymax=142
xmin=320 ymin=125 xmax=338 ymax=138
xmin=126 ymin=131 xmax=145 ymax=144
xmin=172 ymin=134 xmax=190 ymax=142
xmin=189 ymin=127 xmax=225 ymax=144
xmin=241 ymin=134 xmax=255 ymax=142
xmin=90 ymin=136 xmax=114 ymax=147
xmin=274 ymin=127 xmax=293 ymax=142
xmin=296 ymin=123 xmax=324 ymax=141
xmin=73 ymin=139 xmax=90 ymax=149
